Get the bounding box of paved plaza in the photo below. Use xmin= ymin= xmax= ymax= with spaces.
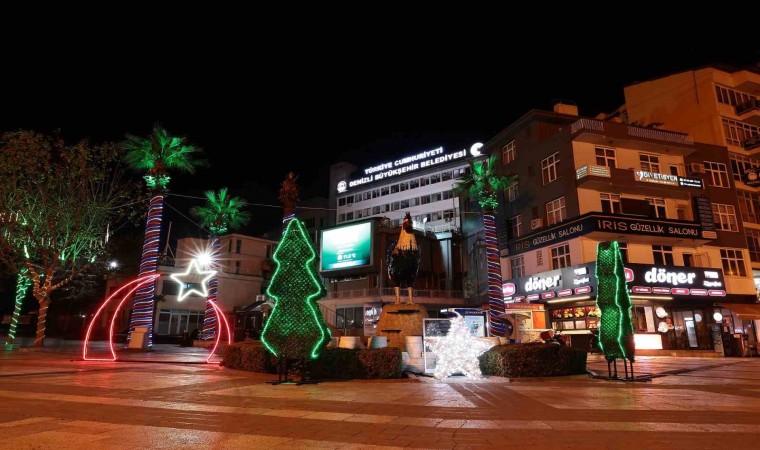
xmin=1 ymin=347 xmax=760 ymax=449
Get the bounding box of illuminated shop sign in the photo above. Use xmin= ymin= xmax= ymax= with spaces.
xmin=624 ymin=263 xmax=725 ymax=297
xmin=635 ymin=170 xmax=678 ymax=186
xmin=634 ymin=170 xmax=703 ymax=189
xmin=502 ymin=263 xmax=596 ymax=300
xmin=336 ymin=142 xmax=483 ymax=192
xmin=508 ymin=213 xmax=703 ymax=255
xmin=503 ymin=263 xmax=726 ymax=302
xmin=743 ymin=167 xmax=760 ymax=187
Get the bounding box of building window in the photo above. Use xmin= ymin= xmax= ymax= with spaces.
xmin=550 ymin=244 xmax=571 ymax=269
xmin=737 ymin=190 xmax=760 ymax=224
xmin=509 ymin=215 xmax=522 ymax=239
xmin=409 ymin=179 xmax=419 ymax=189
xmin=652 ymin=245 xmax=674 ymax=266
xmin=502 ymin=140 xmax=516 ymax=165
xmin=346 ymin=195 xmax=354 ymax=205
xmin=645 ymin=197 xmax=666 ymax=218
xmin=235 ymin=261 xmax=241 ymax=275
xmin=430 ymin=174 xmax=441 ymax=184
xmin=236 ymin=239 xmax=242 ymax=254
xmin=420 ymin=177 xmax=430 ymax=186
xmin=443 ymin=190 xmax=454 ymax=200
xmin=363 ymin=191 xmax=372 ymax=200
xmin=712 ymin=203 xmax=739 ymax=232
xmin=431 ymin=192 xmax=442 ymax=202
xmin=373 ymin=206 xmax=381 ymax=215
xmin=639 ymin=153 xmax=660 ymax=173
xmin=346 ymin=212 xmax=353 ymax=220
xmin=338 ymin=213 xmax=345 ymax=222
xmin=546 ymin=197 xmax=566 ymax=225
xmin=355 ymin=194 xmax=362 ymax=202
xmin=715 ymin=84 xmax=755 ymax=107
xmin=730 ymin=153 xmax=760 ymax=182
xmin=511 ymin=255 xmax=524 ymax=278
xmin=720 ymin=248 xmax=747 ymax=277
xmin=536 ymin=249 xmax=544 ymax=267
xmin=338 ymin=197 xmax=347 ymax=207
xmin=420 ymin=195 xmax=431 ymax=205
xmin=541 ymin=152 xmax=560 ymax=185
xmin=722 ymin=117 xmax=760 ymax=147
xmin=390 ymin=185 xmax=399 ymax=194
xmin=704 ymin=161 xmax=730 ymax=188
xmin=595 ymin=147 xmax=616 ymax=168
xmin=745 ymin=229 xmax=760 ymax=263
xmin=600 ymin=193 xmax=621 ymax=214
xmin=506 ymin=182 xmax=519 ymax=203
xmin=381 ymin=186 xmax=389 ymax=196
xmin=618 ymin=242 xmax=628 ymax=263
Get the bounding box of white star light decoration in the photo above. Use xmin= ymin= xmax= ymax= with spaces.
xmin=432 ymin=314 xmax=495 ymax=380
xmin=169 ymin=259 xmax=216 ymax=301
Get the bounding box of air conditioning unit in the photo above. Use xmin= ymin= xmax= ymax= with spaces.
xmin=689 ymin=163 xmax=705 ymax=174
xmin=256 ymin=294 xmax=267 ymax=302
xmin=531 ymin=218 xmax=544 ymax=230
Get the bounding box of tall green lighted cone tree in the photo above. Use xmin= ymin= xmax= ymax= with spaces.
xmin=595 ymin=241 xmax=635 ymax=362
xmin=122 ymin=124 xmax=204 ymax=344
xmin=454 ymin=154 xmax=516 ymax=337
xmin=191 ymin=188 xmax=250 ymax=340
xmin=260 ymin=218 xmax=330 ymax=360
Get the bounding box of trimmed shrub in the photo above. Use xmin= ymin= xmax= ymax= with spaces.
xmin=221 ymin=342 xmax=277 ymax=373
xmin=222 ymin=342 xmax=403 ymax=379
xmin=479 ymin=343 xmax=588 ymax=378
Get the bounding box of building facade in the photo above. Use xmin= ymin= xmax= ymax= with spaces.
xmin=320 ymin=143 xmax=485 ymax=336
xmin=623 ymin=65 xmax=760 ymax=351
xmin=104 ymin=234 xmax=276 ymax=339
xmin=488 ymin=105 xmax=757 ymax=354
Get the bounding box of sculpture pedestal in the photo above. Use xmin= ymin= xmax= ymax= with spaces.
xmin=376 ymin=303 xmax=429 ymax=352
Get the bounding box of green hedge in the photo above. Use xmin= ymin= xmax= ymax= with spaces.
xmin=479 ymin=343 xmax=588 ymax=378
xmin=222 ymin=342 xmax=403 ymax=379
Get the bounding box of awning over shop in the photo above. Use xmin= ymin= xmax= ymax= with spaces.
xmin=717 ymin=303 xmax=760 ymax=320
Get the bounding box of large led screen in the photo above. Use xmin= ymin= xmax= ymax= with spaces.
xmin=320 ymin=221 xmax=373 ymax=272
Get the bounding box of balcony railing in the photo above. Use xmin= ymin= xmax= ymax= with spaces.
xmin=627 ymin=126 xmax=694 ymax=145
xmin=743 ymin=135 xmax=760 ymax=151
xmin=736 ymin=99 xmax=760 ymax=116
xmin=324 ymin=288 xmax=465 ymax=300
xmin=571 ymin=118 xmax=605 ymax=134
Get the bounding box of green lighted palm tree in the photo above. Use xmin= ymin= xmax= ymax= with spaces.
xmin=454 ymin=154 xmax=516 ymax=337
xmin=121 ymin=124 xmax=205 ymax=345
xmin=191 ymin=188 xmax=251 ymax=340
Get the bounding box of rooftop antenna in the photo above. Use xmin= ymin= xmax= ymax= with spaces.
xmin=160 ymin=221 xmax=175 ymax=263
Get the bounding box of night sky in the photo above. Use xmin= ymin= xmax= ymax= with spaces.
xmin=3 ymin=27 xmax=758 ymax=239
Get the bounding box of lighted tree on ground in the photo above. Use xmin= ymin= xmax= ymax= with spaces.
xmin=454 ymin=154 xmax=516 ymax=337
xmin=260 ymin=218 xmax=329 ymax=360
xmin=595 ymin=241 xmax=635 ymax=362
xmin=0 ymin=131 xmax=141 ymax=346
xmin=191 ymin=188 xmax=250 ymax=340
xmin=121 ymin=124 xmax=205 ymax=345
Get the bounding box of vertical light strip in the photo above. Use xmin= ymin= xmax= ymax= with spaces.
xmin=483 ymin=213 xmax=505 ymax=336
xmin=128 ymin=194 xmax=164 ymax=347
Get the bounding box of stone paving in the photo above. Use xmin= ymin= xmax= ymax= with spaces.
xmin=1 ymin=348 xmax=760 ymax=449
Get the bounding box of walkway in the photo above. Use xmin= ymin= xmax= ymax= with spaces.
xmin=0 ymin=350 xmax=758 ymax=448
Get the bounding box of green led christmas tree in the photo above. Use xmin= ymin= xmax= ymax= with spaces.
xmin=261 ymin=218 xmax=330 ymax=360
xmin=595 ymin=241 xmax=635 ymax=368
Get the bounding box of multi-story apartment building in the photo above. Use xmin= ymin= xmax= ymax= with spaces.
xmin=489 ymin=104 xmax=757 ymax=354
xmin=624 ymin=65 xmax=760 ymax=278
xmin=623 ymin=65 xmax=760 ymax=350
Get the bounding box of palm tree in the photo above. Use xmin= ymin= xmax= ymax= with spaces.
xmin=454 ymin=154 xmax=516 ymax=337
xmin=191 ymin=188 xmax=250 ymax=340
xmin=121 ymin=124 xmax=205 ymax=346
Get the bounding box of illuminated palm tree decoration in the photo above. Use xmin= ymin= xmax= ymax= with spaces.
xmin=191 ymin=188 xmax=250 ymax=340
xmin=454 ymin=154 xmax=516 ymax=337
xmin=122 ymin=124 xmax=205 ymax=345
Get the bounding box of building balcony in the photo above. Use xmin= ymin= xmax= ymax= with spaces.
xmin=323 ymin=287 xmax=465 ymax=304
xmin=736 ymin=99 xmax=760 ymax=116
xmin=743 ymin=135 xmax=760 ymax=151
xmin=575 ymin=165 xmax=703 ymax=199
xmin=570 ymin=119 xmax=696 ymax=155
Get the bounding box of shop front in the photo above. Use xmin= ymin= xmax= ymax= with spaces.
xmin=502 ymin=262 xmax=755 ymax=355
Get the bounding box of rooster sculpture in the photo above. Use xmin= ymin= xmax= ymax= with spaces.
xmin=386 ymin=212 xmax=422 ymax=304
